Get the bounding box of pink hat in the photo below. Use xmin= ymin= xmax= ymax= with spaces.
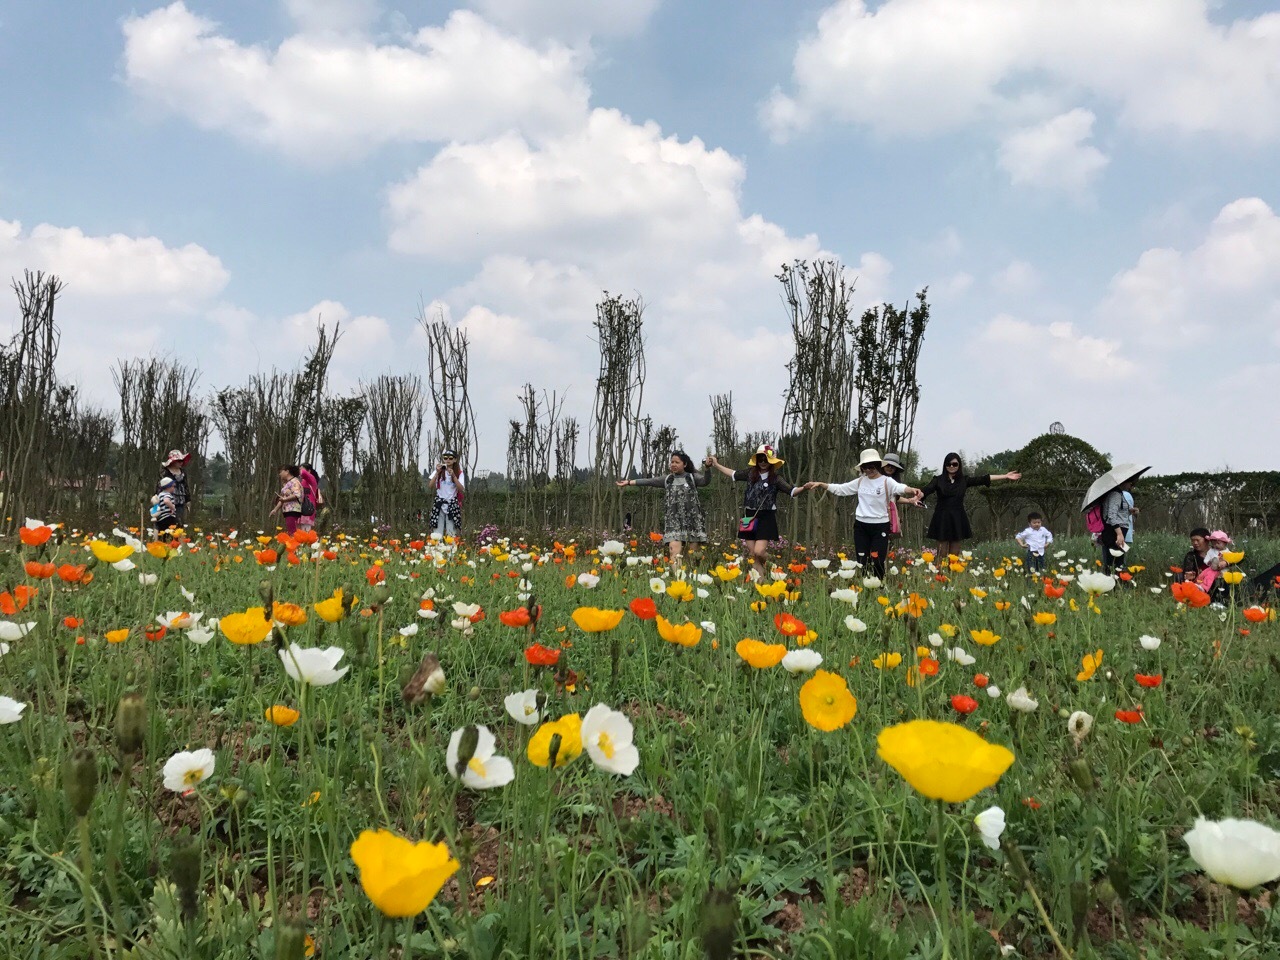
xmin=1207 ymin=530 xmax=1233 ymax=544
xmin=162 ymin=449 xmax=191 ymax=467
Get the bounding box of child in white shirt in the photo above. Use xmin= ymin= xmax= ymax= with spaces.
xmin=1015 ymin=512 xmax=1053 ymax=573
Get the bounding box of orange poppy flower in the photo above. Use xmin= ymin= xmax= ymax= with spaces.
xmin=144 ymin=624 xmax=168 ymax=642
xmin=1043 ymin=581 xmax=1066 ymax=599
xmin=629 ymin=597 xmax=658 ymax=621
xmin=63 ymin=616 xmax=84 ymax=629
xmin=469 ymin=609 xmax=486 ymax=624
xmin=57 ymin=563 xmax=87 ymax=583
xmin=774 ymin=612 xmax=807 ymax=638
xmin=254 ymin=549 xmax=278 ymax=565
xmin=1134 ymin=673 xmax=1162 ymax=688
xmin=408 ymin=540 xmax=425 ymax=550
xmin=788 ymin=563 xmax=807 ymax=574
xmin=18 ymin=525 xmax=52 ymax=546
xmin=24 ymin=561 xmax=55 ymax=579
xmin=525 ymin=643 xmax=560 ymax=666
xmin=918 ymin=657 xmax=939 ymax=677
xmin=499 ymin=607 xmax=533 ymax=628
xmin=293 ymin=530 xmax=318 ymax=545
xmin=1117 ymin=571 xmax=1132 ymax=582
xmin=365 ymin=566 xmax=386 ymax=586
xmin=322 ymin=550 xmax=337 ymax=561
xmin=419 ymin=598 xmax=435 ymax=612
xmin=648 ymin=532 xmax=663 ymax=543
xmin=951 ymin=694 xmax=979 ymax=714
xmin=0 ymin=585 xmax=36 ymax=615
xmin=1115 ymin=708 xmax=1143 ymax=724
xmin=1243 ymin=607 xmax=1268 ymax=623
xmin=973 ymin=673 xmax=989 ymax=688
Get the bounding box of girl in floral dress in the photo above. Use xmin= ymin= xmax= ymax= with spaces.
xmin=617 ymin=451 xmax=709 ymax=562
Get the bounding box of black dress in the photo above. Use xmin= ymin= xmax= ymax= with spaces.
xmin=731 ymin=469 xmax=793 ymax=542
xmin=921 ymin=473 xmax=990 ymax=541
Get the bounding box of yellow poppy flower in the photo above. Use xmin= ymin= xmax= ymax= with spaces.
xmin=146 ymin=541 xmax=173 ymax=559
xmin=799 ymin=670 xmax=857 ymax=731
xmin=969 ymin=588 xmax=987 ymax=600
xmin=272 ymin=602 xmax=308 ymax=627
xmin=1076 ymin=649 xmax=1103 ymax=682
xmin=798 ymin=629 xmax=818 ymax=647
xmin=994 ymin=600 xmax=1011 ymax=611
xmin=735 ymin=638 xmax=787 ymax=668
xmin=106 ymin=628 xmax=130 ymax=644
xmin=754 ymin=581 xmax=788 ymax=599
xmin=938 ymin=623 xmax=957 ymax=639
xmin=655 ymin=615 xmax=701 ymax=647
xmin=314 ymin=589 xmax=350 ymax=623
xmin=349 ymin=829 xmax=459 ymax=917
xmin=1032 ymin=612 xmax=1057 ymax=626
xmin=570 ymin=607 xmax=625 ymax=633
xmin=665 ymin=580 xmax=694 ymax=602
xmin=528 ymin=714 xmax=583 ymax=768
xmin=265 ymin=705 xmax=301 ymax=726
xmin=1222 ymin=571 xmax=1244 ymax=585
xmin=969 ymin=629 xmax=1000 ymax=646
xmin=1222 ymin=551 xmax=1244 ymax=565
xmin=877 ymin=719 xmax=1015 ymax=803
xmin=872 ymin=652 xmax=903 ymax=670
xmin=220 ymin=608 xmax=273 ymax=645
xmin=993 ymin=567 xmax=1006 ymax=578
xmin=89 ymin=540 xmax=134 ymax=564
xmin=749 ymin=600 xmax=768 ymax=613
xmin=712 ymin=564 xmax=741 ymax=582
xmin=920 ymin=551 xmax=935 ymax=564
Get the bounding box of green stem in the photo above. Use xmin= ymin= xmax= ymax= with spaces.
xmin=78 ymin=815 xmax=101 ymax=959
xmin=935 ymin=799 xmax=952 ymax=960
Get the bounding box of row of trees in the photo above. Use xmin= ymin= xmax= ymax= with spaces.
xmin=1 ymin=258 xmax=933 ymax=534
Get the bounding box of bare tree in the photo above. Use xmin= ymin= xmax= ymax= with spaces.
xmin=318 ymin=393 xmax=367 ymax=522
xmin=589 ymin=292 xmax=646 ymax=528
xmin=421 ymin=307 xmax=477 ymax=479
xmin=553 ymin=416 xmax=579 ymax=526
xmin=853 ymin=289 xmax=930 ymax=457
xmin=114 ymin=359 xmax=207 ymax=519
xmin=362 ymin=374 xmax=426 ymax=525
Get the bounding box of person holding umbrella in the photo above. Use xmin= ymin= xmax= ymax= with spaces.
xmin=1082 ymin=463 xmax=1150 ymax=576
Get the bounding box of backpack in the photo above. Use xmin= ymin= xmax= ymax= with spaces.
xmin=1085 ymin=504 xmax=1104 ymax=536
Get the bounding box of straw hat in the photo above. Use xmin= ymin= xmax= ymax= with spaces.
xmin=858 ymin=448 xmax=883 ymax=468
xmin=747 ymin=444 xmax=784 ymax=468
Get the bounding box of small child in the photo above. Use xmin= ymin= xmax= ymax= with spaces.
xmin=1015 ymin=512 xmax=1054 ymax=573
xmin=151 ymin=476 xmax=178 ymax=532
xmin=1195 ymin=529 xmax=1232 ymax=591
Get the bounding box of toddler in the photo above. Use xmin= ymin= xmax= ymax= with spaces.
xmin=1015 ymin=512 xmax=1054 ymax=573
xmin=151 ymin=476 xmax=178 ymax=533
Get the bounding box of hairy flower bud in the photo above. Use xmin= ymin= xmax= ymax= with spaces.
xmin=452 ymin=725 xmax=480 ymax=779
xmin=64 ymin=749 xmax=98 ymax=818
xmin=1068 ymin=758 xmax=1094 ymax=793
xmin=169 ymin=836 xmax=202 ymax=921
xmin=275 ymin=921 xmax=307 ymax=960
xmin=116 ymin=693 xmax=147 ymax=756
xmin=258 ymin=579 xmax=274 ymax=608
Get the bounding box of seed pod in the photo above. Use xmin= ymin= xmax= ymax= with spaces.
xmin=116 ymin=693 xmax=147 ymax=755
xmin=64 ymin=749 xmax=97 ymax=818
xmin=1107 ymin=857 xmax=1131 ymax=900
xmin=547 ymin=733 xmax=563 ymax=769
xmin=1095 ymin=878 xmax=1118 ymax=907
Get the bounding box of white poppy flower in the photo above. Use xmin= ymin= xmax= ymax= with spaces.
xmin=840 ymin=559 xmax=857 ymax=570
xmin=418 ymin=608 xmax=439 ymax=619
xmin=521 ymin=562 xmax=534 ymax=572
xmin=782 ymin=649 xmax=823 ymax=674
xmin=158 ymin=611 xmax=202 ymax=630
xmin=649 ymin=577 xmax=666 ymax=594
xmin=278 ymin=644 xmax=349 ymax=686
xmin=836 ymin=568 xmax=856 ymax=579
xmin=1149 ymin=587 xmax=1164 ymax=594
xmin=138 ymin=573 xmax=158 ymax=586
xmin=695 ymin=573 xmax=714 ymax=586
xmin=0 ymin=643 xmax=8 ymax=656
xmin=693 ymin=588 xmax=708 ymax=599
xmin=927 ymin=632 xmax=943 ymax=647
xmin=398 ymin=623 xmax=419 ymax=638
xmin=862 ymin=577 xmax=882 ymax=589
xmin=1068 ymin=711 xmax=1093 ymax=741
xmin=986 ymin=684 xmax=1001 ymax=698
xmin=180 ymin=586 xmax=197 ymax=603
xmin=504 ymin=689 xmax=541 ymax=726
xmin=0 ymin=695 xmax=27 ymax=724
xmin=112 ymin=559 xmax=137 ymax=572
xmin=1054 ymin=550 xmax=1067 ymax=558
xmin=947 ymin=647 xmax=975 ymax=666
xmin=974 ymin=806 xmax=1006 ymax=851
xmin=450 ymin=618 xmax=475 ymax=634
xmin=625 ymin=557 xmax=641 ymax=567
xmin=1184 ymin=817 xmax=1280 ymax=889
xmin=1007 ymin=686 xmax=1039 ymax=712
xmin=1139 ymin=635 xmax=1161 ymax=650
xmin=770 ymin=570 xmax=788 ymax=581
xmin=699 ymin=621 xmax=717 ymax=635
xmin=576 ymin=573 xmax=600 ymax=589
xmin=451 ymin=602 xmax=481 ymax=619
xmin=845 ymin=616 xmax=867 ymax=633
xmin=0 ymin=621 xmax=36 ymax=642
xmin=187 ymin=623 xmax=216 ymax=645
xmin=161 ymin=748 xmax=215 ymax=793
xmin=810 ymin=559 xmax=830 ymax=570
xmin=1077 ymin=572 xmax=1115 ymax=595
xmin=581 ymin=704 xmax=640 ymax=776
xmin=446 ymin=725 xmax=515 ymax=790
xmin=830 ymin=589 xmax=858 ymax=604
xmin=599 ymin=540 xmax=625 ymax=556
xmin=112 ymin=528 xmax=143 ymax=551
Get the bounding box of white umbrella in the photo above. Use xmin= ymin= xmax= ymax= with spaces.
xmin=1082 ymin=464 xmax=1150 ymax=511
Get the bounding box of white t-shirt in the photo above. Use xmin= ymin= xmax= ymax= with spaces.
xmin=436 ymin=471 xmax=465 ymax=501
xmin=826 ymin=475 xmax=908 ymax=523
xmin=1016 ymin=526 xmax=1054 ymax=554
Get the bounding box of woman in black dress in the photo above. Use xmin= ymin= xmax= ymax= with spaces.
xmin=920 ymin=453 xmax=1020 ymax=559
xmin=706 ymin=445 xmax=808 ymax=580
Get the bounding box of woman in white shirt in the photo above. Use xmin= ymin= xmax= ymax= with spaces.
xmin=429 ymin=450 xmax=466 ymax=538
xmin=805 ymin=449 xmax=923 ymax=577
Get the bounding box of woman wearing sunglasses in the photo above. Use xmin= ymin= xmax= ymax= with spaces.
xmin=920 ymin=453 xmax=1020 ymax=560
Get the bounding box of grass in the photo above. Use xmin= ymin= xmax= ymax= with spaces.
xmin=0 ymin=524 xmax=1277 ymax=959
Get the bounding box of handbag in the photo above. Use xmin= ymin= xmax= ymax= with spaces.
xmin=886 ymin=480 xmax=901 ymax=535
xmin=738 ymin=510 xmax=760 ymax=535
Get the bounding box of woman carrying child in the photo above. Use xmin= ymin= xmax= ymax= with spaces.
xmin=805 ymin=449 xmax=923 ymax=578
xmin=617 ymin=450 xmax=709 ymax=563
xmin=269 ymin=464 xmax=306 ymax=535
xmin=705 ymin=445 xmax=809 ymax=580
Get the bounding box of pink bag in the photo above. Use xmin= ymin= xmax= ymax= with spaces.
xmin=886 ymin=481 xmax=901 ymax=535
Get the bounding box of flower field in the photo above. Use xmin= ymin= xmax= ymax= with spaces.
xmin=2 ymin=521 xmax=1280 ymax=959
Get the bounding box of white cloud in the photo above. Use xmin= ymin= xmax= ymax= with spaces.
xmin=978 ymin=314 xmax=1133 ymax=384
xmin=764 ymin=0 xmax=1280 ymax=145
xmin=1100 ymin=197 xmax=1280 ymax=339
xmin=991 ymin=260 xmax=1039 ymax=296
xmin=122 ymin=3 xmax=589 ymax=160
xmin=469 ymin=0 xmax=661 ymax=42
xmin=283 ymin=0 xmax=382 ymax=34
xmin=997 ymin=109 xmax=1109 ymax=192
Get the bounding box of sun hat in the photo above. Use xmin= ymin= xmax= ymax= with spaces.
xmin=1207 ymin=530 xmax=1233 ymax=545
xmin=747 ymin=444 xmax=784 ymax=468
xmin=162 ymin=449 xmax=191 ymax=467
xmin=857 ymin=448 xmax=883 ymax=468
xmin=441 ymin=449 xmax=457 ymax=459
xmin=158 ymin=476 xmax=175 ymax=489
xmin=882 ymin=452 xmax=904 ymax=470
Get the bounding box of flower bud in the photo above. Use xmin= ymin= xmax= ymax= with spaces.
xmin=64 ymin=749 xmax=98 ymax=818
xmin=372 ymin=584 xmax=391 ymax=607
xmin=1095 ymin=879 xmax=1118 ymax=907
xmin=258 ymin=579 xmax=274 ymax=608
xmin=468 ymin=686 xmax=481 ymax=701
xmin=547 ymin=733 xmax=562 ymax=769
xmin=169 ymin=836 xmax=202 ymax=921
xmin=1002 ymin=839 xmax=1032 ymax=885
xmin=452 ymin=725 xmax=480 ymax=778
xmin=699 ymin=887 xmax=739 ymax=960
xmin=1068 ymin=758 xmax=1094 ymax=793
xmin=274 ymin=922 xmax=307 ymax=960
xmin=1106 ymin=857 xmax=1131 ymax=900
xmin=116 ymin=693 xmax=147 ymax=755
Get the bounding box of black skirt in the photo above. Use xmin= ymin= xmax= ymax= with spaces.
xmin=926 ymin=505 xmax=972 ymax=541
xmin=739 ymin=509 xmax=780 ymax=543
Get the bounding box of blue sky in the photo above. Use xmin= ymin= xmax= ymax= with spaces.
xmin=2 ymin=0 xmax=1278 ymax=472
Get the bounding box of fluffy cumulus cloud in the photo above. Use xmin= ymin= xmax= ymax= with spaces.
xmin=763 ymin=0 xmax=1280 ymax=188
xmin=468 ymin=0 xmax=661 ymax=42
xmin=997 ymin=109 xmax=1109 ymax=193
xmin=122 ymin=3 xmax=589 ymax=159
